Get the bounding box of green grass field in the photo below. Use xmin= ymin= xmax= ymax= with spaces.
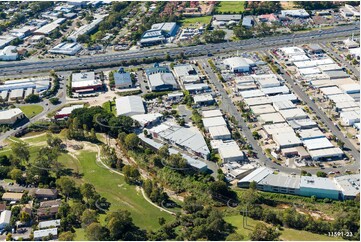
xmin=180 ymin=16 xmax=212 ymax=27
xmin=102 ymin=100 xmax=116 ymax=115
xmin=19 ymin=105 xmax=44 ymax=119
xmin=215 ymin=1 xmax=245 ymax=14
xmin=225 ymin=215 xmax=344 ymax=241
xmin=75 ymin=150 xmax=173 ymax=229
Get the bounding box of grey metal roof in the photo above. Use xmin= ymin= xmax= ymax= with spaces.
xmin=258 ymin=174 xmax=300 ymax=189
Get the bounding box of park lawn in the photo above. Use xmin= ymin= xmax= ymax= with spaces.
xmin=75 ymin=150 xmax=174 ymax=231
xmin=225 ymin=215 xmax=344 ymax=241
xmin=102 ymin=100 xmax=116 ymax=115
xmin=215 ymin=1 xmax=245 ymax=13
xmin=19 ymin=105 xmax=44 ymax=119
xmin=180 ymin=16 xmax=212 ymax=27
xmin=74 ymin=228 xmax=86 ymax=241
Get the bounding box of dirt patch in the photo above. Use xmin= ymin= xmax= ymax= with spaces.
xmin=277 ymin=204 xmax=291 ymax=209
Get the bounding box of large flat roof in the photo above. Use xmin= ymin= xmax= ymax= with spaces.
xmin=259 ymin=112 xmax=286 ymax=124
xmin=0 ymin=108 xmax=23 ymax=120
xmin=279 ymin=108 xmax=308 ymax=120
xmin=244 ymin=96 xmax=272 ymax=106
xmin=320 ymin=86 xmax=343 ymax=96
xmin=238 ymin=167 xmax=273 ymax=183
xmin=115 ymin=96 xmax=145 ymax=116
xmin=202 ymin=109 xmax=223 ymax=118
xmin=298 ymin=127 xmax=325 ymax=140
xmin=202 ymin=116 xmax=227 ymax=128
xmin=308 ymin=147 xmax=343 ymax=159
xmin=273 ymin=132 xmax=302 ymax=147
xmin=263 ymin=122 xmax=294 ymax=135
xmin=300 ymin=176 xmax=339 ymax=191
xmin=251 ymin=104 xmax=276 ymax=115
xmin=240 ymin=89 xmax=265 ymax=99
xmin=303 ymin=137 xmax=334 ymax=150
xmin=209 ymin=125 xmax=231 ymax=138
xmin=219 ymin=143 xmax=244 ymax=159
xmin=259 ymin=173 xmax=300 ymax=189
xmin=334 ymin=174 xmax=360 ymax=197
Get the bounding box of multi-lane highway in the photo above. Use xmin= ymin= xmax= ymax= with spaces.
xmin=0 ymin=23 xmax=359 ymax=76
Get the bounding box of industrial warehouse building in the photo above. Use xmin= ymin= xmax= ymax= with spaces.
xmin=138 ymin=133 xmax=208 ymax=171
xmin=148 ymin=121 xmax=210 ymax=159
xmin=253 ymin=74 xmax=281 ymax=88
xmin=54 ymin=105 xmax=83 ymax=119
xmin=71 ymin=72 xmax=102 ymax=93
xmin=218 ymin=142 xmax=244 ymax=163
xmin=145 ymin=64 xmax=178 ymax=92
xmin=193 ymin=93 xmax=214 ymax=106
xmin=223 ymin=57 xmax=254 ymax=73
xmin=208 ymin=125 xmax=231 ymax=140
xmin=115 ymin=96 xmax=145 ymax=117
xmin=202 ymin=109 xmax=223 ymax=118
xmin=279 ymin=108 xmax=308 ymax=120
xmin=114 ymin=68 xmax=133 ymax=89
xmin=49 ymin=42 xmax=82 ymax=55
xmin=202 ymin=116 xmax=227 ymax=131
xmin=140 ymin=22 xmax=179 ymax=46
xmin=0 ymin=108 xmax=24 ymax=124
xmin=273 ymin=132 xmax=303 ymax=149
xmin=0 ymin=46 xmax=18 ymax=61
xmin=238 ymin=167 xmax=358 ymax=200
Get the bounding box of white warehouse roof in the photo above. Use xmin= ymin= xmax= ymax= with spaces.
xmin=303 ymin=137 xmax=334 ymax=151
xmin=115 ymin=96 xmax=145 ymax=116
xmin=202 ymin=116 xmax=227 ymax=129
xmin=202 ymin=109 xmax=223 ymax=118
xmin=279 ymin=108 xmax=308 ymax=120
xmin=251 ymin=104 xmax=276 ymax=115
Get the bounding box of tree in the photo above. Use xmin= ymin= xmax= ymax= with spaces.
xmin=250 ymin=223 xmax=280 ymax=241
xmin=124 ymin=133 xmax=139 ymax=149
xmin=249 ymin=181 xmax=257 ymax=190
xmin=9 ymin=168 xmax=22 ymax=183
xmin=105 ymin=210 xmax=147 ymax=240
xmin=81 ymin=209 xmax=99 ymax=226
xmin=85 ymin=222 xmax=108 ymax=241
xmin=316 ymin=171 xmax=327 ymax=177
xmin=49 ymin=97 xmax=60 ymax=105
xmin=204 ymin=30 xmax=226 ymax=43
xmin=122 ymin=165 xmax=140 ymax=184
xmin=11 ymin=141 xmax=30 ymax=163
xmin=56 ymin=177 xmax=76 ymax=199
xmin=80 ymin=183 xmax=96 ymax=202
xmin=24 ymin=94 xmax=41 ymax=103
xmin=337 ymin=140 xmax=345 ymax=149
xmin=19 ymin=211 xmax=31 ymax=224
xmin=58 ymin=231 xmax=75 ymax=241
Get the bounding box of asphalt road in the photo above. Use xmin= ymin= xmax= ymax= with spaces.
xmin=0 ymin=23 xmax=359 ymax=76
xmin=319 ymin=43 xmax=360 ymax=79
xmin=273 ymin=59 xmax=360 ymax=169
